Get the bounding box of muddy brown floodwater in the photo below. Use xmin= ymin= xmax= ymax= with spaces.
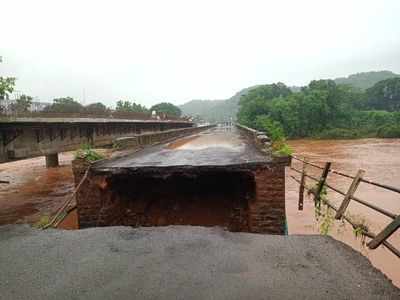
xmin=0 ymin=138 xmax=399 ymax=286
xmin=286 ymin=138 xmax=400 ymax=287
xmin=0 ymin=153 xmax=75 ymax=225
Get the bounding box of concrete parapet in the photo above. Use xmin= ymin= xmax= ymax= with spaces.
xmin=113 ymin=125 xmax=215 ymax=150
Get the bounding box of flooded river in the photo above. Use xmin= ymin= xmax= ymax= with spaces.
xmin=0 ymin=138 xmax=399 ymax=286
xmin=0 ymin=153 xmax=75 ymax=225
xmin=286 ymin=138 xmax=400 ymax=287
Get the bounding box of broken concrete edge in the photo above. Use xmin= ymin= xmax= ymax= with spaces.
xmin=71 ymin=124 xmax=217 ymax=185
xmin=235 ymin=123 xmax=291 ymax=165
xmin=90 ymin=160 xmax=289 ymax=176
xmin=74 ymin=159 xmax=287 ymax=234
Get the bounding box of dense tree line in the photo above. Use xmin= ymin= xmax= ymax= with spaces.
xmin=43 ymin=98 xmax=182 ymax=117
xmin=237 ymin=78 xmax=400 ymax=139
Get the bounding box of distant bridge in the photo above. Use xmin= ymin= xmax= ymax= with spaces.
xmin=0 ymin=113 xmax=193 ymax=167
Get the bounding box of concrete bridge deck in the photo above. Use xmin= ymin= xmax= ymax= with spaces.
xmin=0 ymin=225 xmax=398 ymax=300
xmin=94 ymin=127 xmax=271 ymax=171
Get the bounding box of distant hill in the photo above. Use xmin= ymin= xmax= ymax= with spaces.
xmin=180 ymin=86 xmax=258 ymax=122
xmin=180 ymin=70 xmax=400 ymax=122
xmin=334 ymin=71 xmax=400 ymax=90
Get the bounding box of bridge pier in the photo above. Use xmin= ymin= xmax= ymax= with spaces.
xmin=45 ymin=153 xmax=59 ymax=168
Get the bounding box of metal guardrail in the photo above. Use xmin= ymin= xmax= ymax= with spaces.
xmin=289 ymin=155 xmax=400 ymax=259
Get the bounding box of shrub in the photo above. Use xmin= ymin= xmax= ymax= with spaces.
xmin=255 ymin=115 xmax=292 ymax=156
xmin=74 ymin=144 xmax=104 ymax=162
xmin=377 ymin=125 xmax=400 ymax=138
xmin=255 ymin=115 xmax=285 ymax=142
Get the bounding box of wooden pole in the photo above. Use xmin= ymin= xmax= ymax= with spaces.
xmin=368 ymin=215 xmax=400 ymax=249
xmin=335 ymin=169 xmax=365 ymax=219
xmin=298 ymin=158 xmax=307 ymax=211
xmin=314 ymin=162 xmax=331 ymax=208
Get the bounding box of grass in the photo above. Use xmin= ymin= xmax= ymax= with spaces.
xmin=33 ymin=215 xmax=50 ymax=229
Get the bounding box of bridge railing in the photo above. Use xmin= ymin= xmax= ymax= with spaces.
xmin=0 ymin=111 xmax=188 ymax=122
xmin=289 ymin=155 xmax=400 ymax=259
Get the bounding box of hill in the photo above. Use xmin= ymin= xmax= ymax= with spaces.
xmin=180 ymin=70 xmax=400 ymax=122
xmin=180 ymin=86 xmax=258 ymax=122
xmin=334 ymin=71 xmax=400 ymax=90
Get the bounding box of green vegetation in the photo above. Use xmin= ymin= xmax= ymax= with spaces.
xmin=180 ymin=70 xmax=400 ymax=128
xmin=75 ymin=144 xmax=104 ymax=162
xmin=0 ymin=72 xmax=16 ymax=113
xmin=9 ymin=95 xmax=33 ymax=113
xmin=365 ymin=77 xmax=400 ymax=111
xmin=307 ymin=184 xmax=334 ymax=235
xmin=150 ymin=102 xmax=181 ymax=117
xmin=84 ymin=102 xmax=109 ymax=114
xmin=334 ymin=71 xmax=400 ymax=90
xmin=116 ymin=100 xmax=148 ymax=113
xmin=33 ymin=215 xmax=50 ymax=229
xmin=0 ymin=77 xmax=16 ymax=99
xmin=237 ymin=78 xmax=400 ymax=140
xmin=254 ymin=115 xmax=292 ymax=156
xmin=306 ymin=181 xmax=371 ymax=244
xmin=44 ymin=97 xmax=83 ymax=113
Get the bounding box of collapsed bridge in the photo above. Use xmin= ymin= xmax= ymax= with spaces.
xmin=74 ymin=125 xmax=290 ymax=234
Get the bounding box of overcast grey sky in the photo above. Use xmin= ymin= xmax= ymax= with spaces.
xmin=1 ymin=0 xmax=399 ymax=107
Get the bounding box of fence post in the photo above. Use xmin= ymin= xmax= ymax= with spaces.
xmin=368 ymin=215 xmax=400 ymax=249
xmin=335 ymin=169 xmax=365 ymax=219
xmin=298 ymin=158 xmax=307 ymax=211
xmin=314 ymin=162 xmax=331 ymax=208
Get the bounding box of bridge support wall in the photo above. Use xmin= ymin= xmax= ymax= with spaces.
xmin=74 ymin=160 xmax=288 ymax=234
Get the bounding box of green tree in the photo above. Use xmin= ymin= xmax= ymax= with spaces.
xmin=9 ymin=95 xmax=33 ymax=114
xmin=0 ymin=77 xmax=16 ymax=100
xmin=44 ymin=97 xmax=83 ymax=113
xmin=237 ymin=79 xmax=373 ymax=139
xmin=0 ymin=77 xmax=16 ymax=113
xmin=150 ymin=102 xmax=182 ymax=117
xmin=115 ymin=100 xmax=148 ymax=113
xmin=366 ymin=78 xmax=400 ymax=111
xmin=237 ymin=83 xmax=292 ymax=127
xmin=84 ymin=102 xmax=109 ymax=114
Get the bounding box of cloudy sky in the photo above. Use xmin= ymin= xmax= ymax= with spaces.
xmin=1 ymin=0 xmax=399 ymax=107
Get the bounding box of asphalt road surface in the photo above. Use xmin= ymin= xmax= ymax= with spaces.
xmin=0 ymin=225 xmax=398 ymax=299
